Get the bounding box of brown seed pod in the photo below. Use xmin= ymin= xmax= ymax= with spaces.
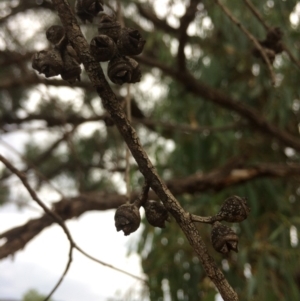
xmin=46 ymin=24 xmax=81 ymax=65
xmin=252 ymin=27 xmax=283 ymax=63
xmin=117 ymin=27 xmax=146 ymax=56
xmin=60 ymin=48 xmax=82 ymax=84
xmin=114 ymin=203 xmax=141 ymax=236
xmin=98 ymin=14 xmax=121 ymax=42
xmin=75 ymin=0 xmax=104 ymax=23
xmin=265 ymin=27 xmax=283 ymax=51
xmin=90 ymin=35 xmax=117 ymax=62
xmin=211 ymin=221 xmax=239 ymax=255
xmin=46 ymin=25 xmax=66 ymax=46
xmin=32 ymin=49 xmax=64 ymax=78
xmin=217 ymin=195 xmax=250 ymax=223
xmin=143 ymin=200 xmax=170 ymax=228
xmin=108 ymin=56 xmax=141 ymax=85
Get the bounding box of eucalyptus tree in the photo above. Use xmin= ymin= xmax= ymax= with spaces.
xmin=0 ymin=0 xmax=300 ymax=300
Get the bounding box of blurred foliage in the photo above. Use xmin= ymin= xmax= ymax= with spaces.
xmin=0 ymin=0 xmax=300 ymax=301
xmin=22 ymin=289 xmax=52 ymax=301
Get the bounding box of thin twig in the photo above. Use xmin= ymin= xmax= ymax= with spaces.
xmin=116 ymin=0 xmax=125 ymax=27
xmin=0 ymin=154 xmax=72 ymax=240
xmin=282 ymin=44 xmax=300 ymax=69
xmin=243 ymin=0 xmax=270 ymax=30
xmin=215 ymin=0 xmax=276 ymax=86
xmin=0 ymin=153 xmax=74 ymax=300
xmin=117 ymin=0 xmax=132 ymax=202
xmin=49 ymin=95 xmax=85 ymax=192
xmin=135 ymin=118 xmax=242 ymax=134
xmin=125 ymin=84 xmax=132 ymax=202
xmin=134 ymin=181 xmax=150 ymax=207
xmin=137 ymin=55 xmax=300 ymax=151
xmin=0 ymin=138 xmax=66 ymax=198
xmin=44 ymin=244 xmax=74 ymax=301
xmin=177 ymin=0 xmax=199 ymax=71
xmin=190 ymin=214 xmax=220 ymax=224
xmin=75 ymin=245 xmax=147 ymax=283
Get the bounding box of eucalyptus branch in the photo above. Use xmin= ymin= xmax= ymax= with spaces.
xmin=137 ymin=55 xmax=300 ymax=152
xmin=215 ymin=0 xmax=276 ymax=86
xmin=51 ymin=1 xmax=238 ymax=300
xmin=177 ymin=0 xmax=199 ymax=71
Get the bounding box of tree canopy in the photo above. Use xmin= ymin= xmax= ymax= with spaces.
xmin=0 ymin=0 xmax=300 ymax=300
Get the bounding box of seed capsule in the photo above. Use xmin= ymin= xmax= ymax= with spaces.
xmin=32 ymin=49 xmax=64 ymax=78
xmin=108 ymin=56 xmax=141 ymax=85
xmin=211 ymin=221 xmax=239 ymax=255
xmin=114 ymin=204 xmax=141 ymax=236
xmin=60 ymin=47 xmax=82 ymax=84
xmin=46 ymin=25 xmax=66 ymax=46
xmin=98 ymin=14 xmax=121 ymax=42
xmin=217 ymin=195 xmax=250 ymax=223
xmin=90 ymin=35 xmax=117 ymax=62
xmin=143 ymin=200 xmax=170 ymax=228
xmin=117 ymin=28 xmax=146 ymax=56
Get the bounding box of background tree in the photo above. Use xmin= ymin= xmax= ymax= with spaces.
xmin=1 ymin=0 xmax=300 ymax=300
xmin=23 ymin=289 xmax=53 ymax=301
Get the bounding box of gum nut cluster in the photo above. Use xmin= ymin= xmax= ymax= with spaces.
xmin=90 ymin=14 xmax=145 ymax=85
xmin=217 ymin=195 xmax=250 ymax=223
xmin=115 ymin=198 xmax=170 ymax=235
xmin=32 ymin=25 xmax=81 ymax=84
xmin=211 ymin=221 xmax=239 ymax=255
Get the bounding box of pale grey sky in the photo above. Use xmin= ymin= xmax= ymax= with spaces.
xmin=0 ymin=203 xmax=145 ymax=301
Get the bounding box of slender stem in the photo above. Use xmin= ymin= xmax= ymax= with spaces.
xmin=75 ymin=245 xmax=147 ymax=283
xmin=215 ymin=0 xmax=276 ymax=86
xmin=243 ymin=0 xmax=270 ymax=30
xmin=191 ymin=214 xmax=221 ymax=224
xmin=134 ymin=181 xmax=150 ymax=207
xmin=44 ymin=244 xmax=73 ymax=301
xmin=125 ymin=84 xmax=132 ymax=202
